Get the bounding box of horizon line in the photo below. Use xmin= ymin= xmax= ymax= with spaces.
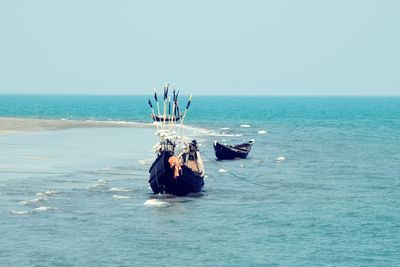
xmin=0 ymin=93 xmax=400 ymax=97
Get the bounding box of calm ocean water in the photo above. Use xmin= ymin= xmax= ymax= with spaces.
xmin=1 ymin=95 xmax=400 ymax=266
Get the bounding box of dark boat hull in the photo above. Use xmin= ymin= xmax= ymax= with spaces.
xmin=149 ymin=151 xmax=204 ymax=196
xmin=152 ymin=114 xmax=182 ymax=122
xmin=213 ymin=141 xmax=253 ymax=160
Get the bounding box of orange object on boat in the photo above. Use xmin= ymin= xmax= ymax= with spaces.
xmin=168 ymin=156 xmax=182 ymax=178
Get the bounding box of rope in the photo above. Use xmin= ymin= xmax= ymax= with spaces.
xmin=202 ymin=153 xmax=269 ymax=189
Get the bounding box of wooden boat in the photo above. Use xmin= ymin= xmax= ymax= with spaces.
xmin=149 ymin=139 xmax=205 ymax=196
xmin=213 ymin=140 xmax=254 ymax=160
xmin=147 ymin=86 xmax=204 ymax=196
xmin=151 ymin=114 xmax=182 ymax=122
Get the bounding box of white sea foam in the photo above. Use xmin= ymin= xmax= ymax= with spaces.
xmin=19 ymin=200 xmax=30 ymax=206
xmin=139 ymin=159 xmax=154 ymax=165
xmin=258 ymin=130 xmax=268 ymax=134
xmin=34 ymin=206 xmax=53 ymax=212
xmin=240 ymin=124 xmax=251 ymax=128
xmin=211 ymin=133 xmax=235 ymax=137
xmin=19 ymin=197 xmax=47 ymax=206
xmin=144 ymin=199 xmax=168 ymax=207
xmin=276 ymin=156 xmax=285 ymax=162
xmin=218 ymin=168 xmax=227 ymax=173
xmin=9 ymin=210 xmax=31 ymax=215
xmin=110 ymin=187 xmax=132 ymax=192
xmin=181 ymin=125 xmax=215 ymax=137
xmin=209 ymin=133 xmax=235 ymax=137
xmin=91 ymin=179 xmax=108 ymax=188
xmin=91 ymin=183 xmax=106 ymax=189
xmin=112 ymin=195 xmax=130 ymax=199
xmin=35 ymin=190 xmax=56 ymax=197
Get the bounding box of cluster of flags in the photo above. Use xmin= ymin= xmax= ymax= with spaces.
xmin=147 ymin=83 xmax=192 ymax=132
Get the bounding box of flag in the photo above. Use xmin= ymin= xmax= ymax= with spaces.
xmin=186 ymin=95 xmax=192 ymax=109
xmin=164 ymin=85 xmax=169 ymax=100
xmin=147 ymin=98 xmax=153 ymax=108
xmin=154 ymin=92 xmax=158 ymax=102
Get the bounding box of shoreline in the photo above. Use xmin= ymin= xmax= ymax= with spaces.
xmin=0 ymin=117 xmax=153 ymax=136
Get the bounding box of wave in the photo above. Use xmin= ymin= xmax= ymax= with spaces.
xmin=180 ymin=125 xmax=217 ymax=137
xmin=138 ymin=159 xmax=154 ymax=165
xmin=276 ymin=156 xmax=285 ymax=162
xmin=90 ymin=179 xmax=108 ymax=189
xmin=19 ymin=197 xmax=47 ymax=206
xmin=34 ymin=206 xmax=54 ymax=212
xmin=258 ymin=130 xmax=268 ymax=134
xmin=144 ymin=199 xmax=169 ymax=207
xmin=208 ymin=133 xmax=235 ymax=137
xmin=110 ymin=187 xmax=132 ymax=192
xmin=112 ymin=195 xmax=130 ymax=199
xmin=240 ymin=124 xmax=251 ymax=128
xmin=9 ymin=210 xmax=32 ymax=215
xmin=35 ymin=190 xmax=57 ymax=197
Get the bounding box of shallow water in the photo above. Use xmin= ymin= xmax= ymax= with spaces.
xmin=1 ymin=96 xmax=400 ymax=266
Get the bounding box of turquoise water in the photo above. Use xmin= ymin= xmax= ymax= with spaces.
xmin=1 ymin=95 xmax=400 ymax=266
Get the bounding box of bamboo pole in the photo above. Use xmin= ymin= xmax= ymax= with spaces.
xmin=147 ymin=98 xmax=159 ymax=130
xmin=177 ymin=94 xmax=192 ymax=138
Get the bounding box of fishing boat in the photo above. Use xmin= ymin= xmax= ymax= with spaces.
xmin=151 ymin=114 xmax=182 ymax=122
xmin=149 ymin=139 xmax=205 ymax=196
xmin=147 ymin=84 xmax=205 ymax=196
xmin=213 ymin=140 xmax=254 ymax=160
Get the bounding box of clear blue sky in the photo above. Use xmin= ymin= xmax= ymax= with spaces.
xmin=0 ymin=0 xmax=399 ymax=95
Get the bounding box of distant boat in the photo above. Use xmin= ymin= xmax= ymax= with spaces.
xmin=151 ymin=114 xmax=182 ymax=122
xmin=213 ymin=140 xmax=254 ymax=160
xmin=147 ymin=85 xmax=205 ymax=196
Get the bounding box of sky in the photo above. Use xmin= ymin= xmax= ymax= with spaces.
xmin=0 ymin=0 xmax=399 ymax=95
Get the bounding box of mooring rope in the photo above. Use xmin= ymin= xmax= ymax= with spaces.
xmin=202 ymin=153 xmax=269 ymax=189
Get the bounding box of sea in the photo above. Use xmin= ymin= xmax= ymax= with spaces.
xmin=1 ymin=95 xmax=400 ymax=266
